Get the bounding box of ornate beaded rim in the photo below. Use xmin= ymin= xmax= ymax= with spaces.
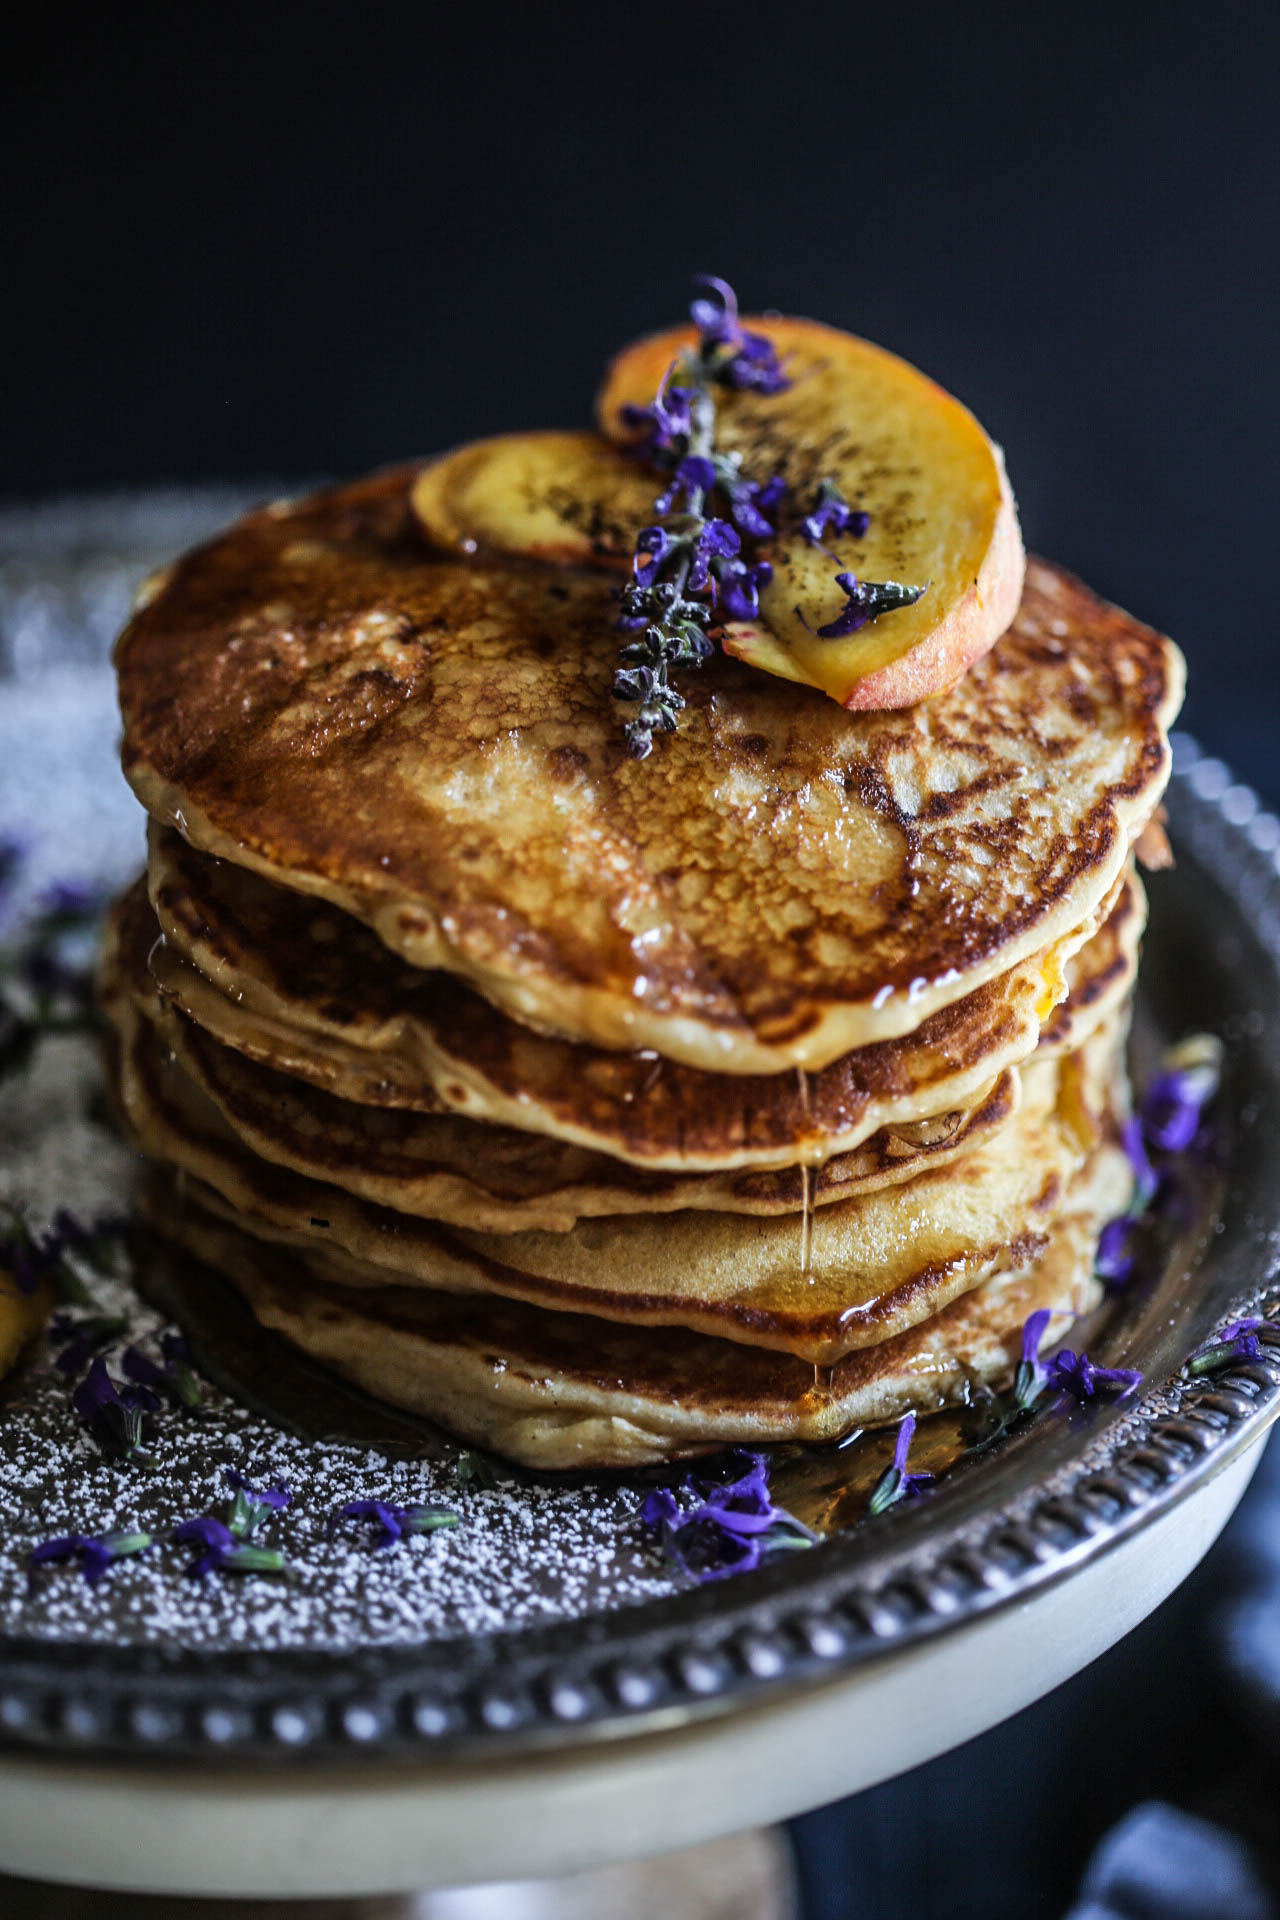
xmin=2 ymin=734 xmax=1280 ymax=1766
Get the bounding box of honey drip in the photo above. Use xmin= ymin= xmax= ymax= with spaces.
xmin=796 ymin=1067 xmax=814 ymax=1282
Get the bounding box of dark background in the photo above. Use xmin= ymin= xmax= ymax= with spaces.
xmin=5 ymin=5 xmax=1279 ymax=792
xmin=5 ymin=4 xmax=1279 ymax=794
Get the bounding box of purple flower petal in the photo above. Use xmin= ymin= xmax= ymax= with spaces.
xmin=1095 ymin=1215 xmax=1140 ymax=1288
xmin=28 ymin=1534 xmax=86 ymax=1570
xmin=225 ymin=1469 xmax=291 ymax=1510
xmin=1140 ymin=1039 xmax=1222 ymax=1153
xmin=1020 ymin=1309 xmax=1052 ymax=1370
xmin=718 ymin=559 xmax=773 ymax=623
xmin=641 ymin=1452 xmax=815 ymax=1582
xmin=333 ymin=1497 xmax=457 ymax=1551
xmin=1048 ymin=1350 xmax=1143 ymax=1403
xmin=71 ymin=1354 xmax=118 ymax=1423
xmin=722 ymin=331 xmax=791 ymax=395
xmin=816 ymin=572 xmax=927 ymax=639
xmin=640 ymin=1486 xmax=681 ymax=1530
xmin=867 ymin=1414 xmax=935 ymax=1515
xmin=1142 ymin=1072 xmax=1203 ymax=1152
xmin=892 ymin=1411 xmax=918 ymax=1475
xmin=689 ymin=275 xmax=740 ymax=344
xmin=29 ymin=1528 xmax=152 ymax=1589
xmin=1121 ymin=1115 xmax=1159 ymax=1205
xmin=174 ymin=1515 xmax=236 ymax=1579
xmin=802 ymin=483 xmax=871 ymax=548
xmin=633 ymin=526 xmax=670 ymax=574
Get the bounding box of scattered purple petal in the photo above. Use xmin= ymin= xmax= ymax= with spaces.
xmin=1121 ymin=1115 xmax=1160 ymax=1208
xmin=640 ymin=1450 xmax=815 ymax=1583
xmin=718 ymin=557 xmax=773 ymax=622
xmin=1047 ymin=1349 xmax=1143 ymax=1404
xmin=867 ymin=1413 xmax=936 ymax=1515
xmin=333 ymin=1499 xmax=460 ymax=1552
xmin=71 ymin=1355 xmax=157 ymax=1462
xmin=816 ymin=572 xmax=928 ymax=639
xmin=1095 ymin=1214 xmax=1142 ymax=1289
xmin=28 ymin=1528 xmax=152 ymax=1590
xmin=224 ymin=1469 xmax=292 ymax=1540
xmin=802 ymin=480 xmax=871 ymax=549
xmin=1188 ymin=1316 xmax=1270 ymax=1377
xmin=1139 ymin=1035 xmax=1222 ymax=1152
xmin=173 ymin=1514 xmax=285 ymax=1580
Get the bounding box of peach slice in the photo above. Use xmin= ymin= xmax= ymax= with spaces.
xmin=410 ymin=429 xmax=657 ymax=569
xmin=597 ymin=317 xmax=1025 ymax=709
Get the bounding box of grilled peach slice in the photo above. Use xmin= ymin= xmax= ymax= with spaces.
xmin=597 ymin=317 xmax=1024 ymax=709
xmin=411 ymin=429 xmax=656 ymax=569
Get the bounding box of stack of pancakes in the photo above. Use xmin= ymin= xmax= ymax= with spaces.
xmin=101 ymin=471 xmax=1183 ymax=1468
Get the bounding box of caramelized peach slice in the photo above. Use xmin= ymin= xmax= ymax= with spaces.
xmin=597 ymin=317 xmax=1025 ymax=709
xmin=410 ymin=429 xmax=656 ymax=569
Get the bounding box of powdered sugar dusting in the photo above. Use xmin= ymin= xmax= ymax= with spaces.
xmin=0 ymin=1029 xmax=678 ymax=1652
xmin=0 ymin=589 xmax=682 ymax=1654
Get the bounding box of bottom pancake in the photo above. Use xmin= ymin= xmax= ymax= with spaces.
xmin=139 ymin=1140 xmax=1130 ymax=1469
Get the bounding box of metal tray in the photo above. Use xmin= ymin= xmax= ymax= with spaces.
xmin=1 ymin=497 xmax=1277 ymax=1772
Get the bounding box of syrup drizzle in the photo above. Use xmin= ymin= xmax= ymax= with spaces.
xmin=796 ymin=1066 xmax=814 ymax=1281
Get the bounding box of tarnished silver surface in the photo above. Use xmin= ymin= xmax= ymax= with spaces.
xmin=0 ymin=494 xmax=1278 ymax=1766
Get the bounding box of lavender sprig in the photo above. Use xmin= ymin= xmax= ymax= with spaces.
xmin=613 ymin=280 xmax=794 ymax=757
xmin=613 ymin=317 xmax=778 ymax=758
xmin=639 ymin=1449 xmax=815 ymax=1583
xmin=613 ymin=278 xmax=928 ymax=754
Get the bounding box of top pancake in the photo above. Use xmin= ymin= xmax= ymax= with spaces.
xmin=115 ymin=468 xmax=1183 ymax=1072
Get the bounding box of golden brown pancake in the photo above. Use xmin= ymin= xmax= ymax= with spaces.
xmin=142 ymin=835 xmax=1133 ymax=1172
xmin=142 ymin=1146 xmax=1127 ymax=1468
xmin=102 ymin=948 xmax=1128 ymax=1364
xmin=115 ymin=469 xmax=1182 ymax=1071
xmin=1041 ymin=867 xmax=1146 ymax=1053
xmin=152 ymin=994 xmax=1021 ymax=1228
xmin=115 ymin=876 xmax=1022 ymax=1225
